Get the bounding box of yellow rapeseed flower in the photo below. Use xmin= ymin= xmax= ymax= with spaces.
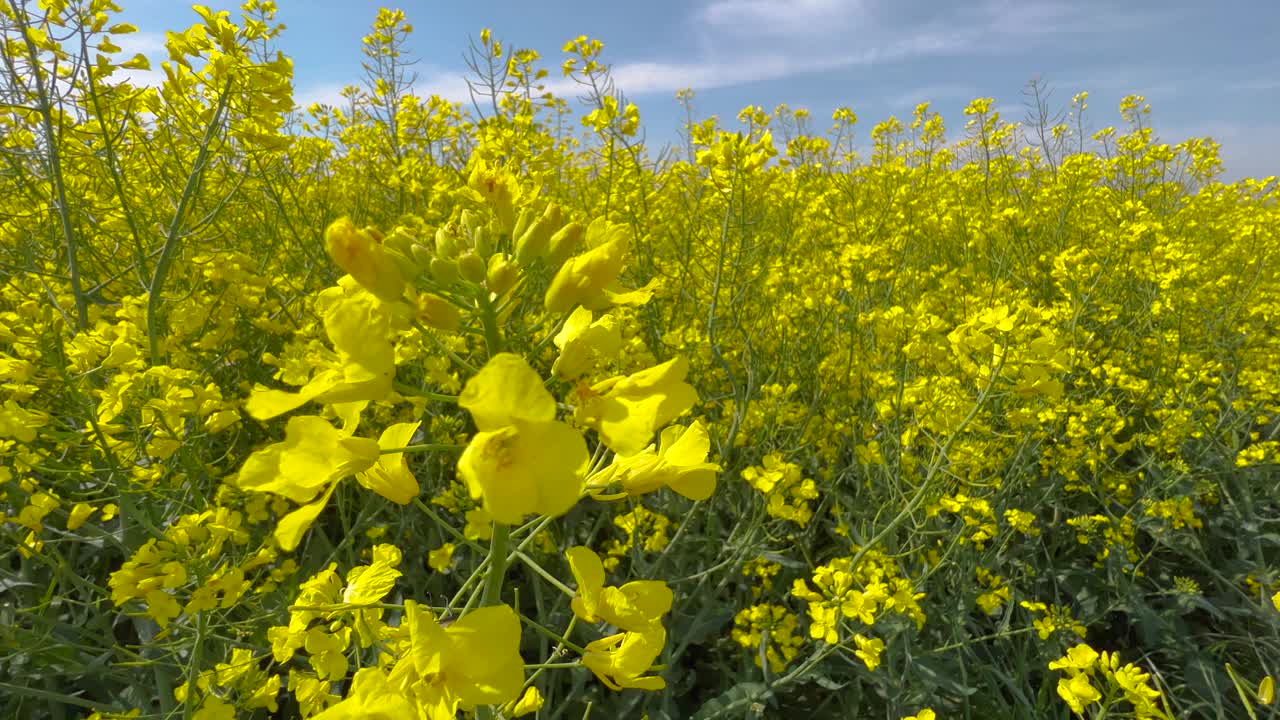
xmin=582 ymin=627 xmax=667 ymax=691
xmin=457 ymin=353 xmax=589 ymax=524
xmin=566 ymin=546 xmax=672 ymax=632
xmin=234 ymin=416 xmax=381 ymax=550
xmin=574 ymin=356 xmax=698 ymax=456
xmin=552 ymin=306 xmax=621 ymax=380
xmin=589 ymin=420 xmax=720 ymax=501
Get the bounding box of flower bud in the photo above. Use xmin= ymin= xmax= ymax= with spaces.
xmin=383 ymin=226 xmax=416 ymax=256
xmin=416 ymin=293 xmax=461 ymax=333
xmin=410 ymin=243 xmax=434 ymax=269
xmin=460 ymin=209 xmax=480 ymax=239
xmin=323 ymin=217 xmax=406 ymax=302
xmin=515 ymin=216 xmax=553 ymax=266
xmin=473 ymin=224 xmax=494 ymax=258
xmin=435 ymin=225 xmax=459 ymax=259
xmin=383 ymin=247 xmax=420 ymax=283
xmin=547 ymin=221 xmax=585 ymax=268
xmin=487 ymin=253 xmax=517 ymax=295
xmin=458 ymin=251 xmax=488 ymax=284
xmin=512 ymin=207 xmax=534 ymax=244
xmin=429 ymin=257 xmax=460 ymax=286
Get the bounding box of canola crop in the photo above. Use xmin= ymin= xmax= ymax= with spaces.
xmin=2 ymin=3 xmax=1279 ymax=719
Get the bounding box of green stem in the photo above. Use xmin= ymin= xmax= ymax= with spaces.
xmin=380 ymin=443 xmax=464 ymax=455
xmin=147 ymin=81 xmax=233 ymax=363
xmin=392 ymin=381 xmax=457 ymax=403
xmin=10 ymin=3 xmax=88 ymax=329
xmin=412 ymin=498 xmax=486 ymax=554
xmin=479 ymin=522 xmax=511 ymax=607
xmin=515 ymin=550 xmax=577 ymax=599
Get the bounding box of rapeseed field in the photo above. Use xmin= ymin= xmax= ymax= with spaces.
xmin=2 ymin=3 xmax=1278 ymax=719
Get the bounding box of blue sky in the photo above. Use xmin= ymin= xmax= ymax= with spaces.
xmin=116 ymin=0 xmax=1280 ymax=180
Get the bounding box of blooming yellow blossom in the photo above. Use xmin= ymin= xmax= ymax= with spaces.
xmin=590 ymin=420 xmax=720 ymax=501
xmin=353 ymin=421 xmax=421 ymax=504
xmin=545 ymin=220 xmax=630 ymax=312
xmin=427 ymin=543 xmax=455 ymax=573
xmin=582 ymin=627 xmax=667 ymax=691
xmin=66 ymin=502 xmax=95 ymax=531
xmin=574 ymin=356 xmax=698 ymax=456
xmin=505 ymin=687 xmax=544 ymax=717
xmin=457 ymin=353 xmax=589 ymax=524
xmin=566 ymin=546 xmax=673 ymax=631
xmin=853 ymin=633 xmax=885 ymax=671
xmin=552 ymin=306 xmax=621 ymax=379
xmin=246 ymin=283 xmax=396 ymax=420
xmin=1057 ymin=671 xmax=1102 ymax=715
xmin=234 ymin=416 xmax=382 ymax=550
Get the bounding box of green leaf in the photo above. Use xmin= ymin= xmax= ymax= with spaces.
xmin=690 ymin=682 xmax=771 ymax=720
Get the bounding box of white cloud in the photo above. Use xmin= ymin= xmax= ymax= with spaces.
xmin=697 ymin=0 xmax=866 ymax=38
xmin=1225 ymin=77 xmax=1280 ymax=93
xmin=109 ymin=32 xmax=166 ymax=88
xmin=294 ymin=81 xmax=353 ymax=109
xmin=114 ymin=30 xmax=165 ymax=56
xmin=583 ymin=0 xmax=1162 ymax=99
xmin=885 ymin=84 xmax=979 ymax=109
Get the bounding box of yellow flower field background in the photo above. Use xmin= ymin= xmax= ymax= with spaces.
xmin=2 ymin=3 xmax=1279 ymax=719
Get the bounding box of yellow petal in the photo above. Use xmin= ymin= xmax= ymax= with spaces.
xmin=579 ymin=358 xmax=698 ymax=456
xmin=459 ymin=353 xmax=556 ymax=431
xmin=566 ymin=546 xmax=606 ymax=621
xmin=245 ymin=370 xmax=344 ymax=420
xmin=545 ymin=227 xmax=629 ymax=313
xmin=342 ymin=562 xmax=401 ymax=605
xmin=311 ymin=667 xmax=413 ymax=720
xmin=445 ymin=604 xmax=525 ymax=707
xmin=552 ymin=309 xmax=621 ymax=380
xmin=355 ymin=422 xmax=421 ymax=504
xmin=274 ymin=483 xmax=338 ymax=552
xmin=668 ymin=468 xmax=717 ymax=502
xmin=599 ymin=278 xmax=660 ymax=307
xmin=323 ymin=288 xmax=395 ymax=382
xmin=236 ymin=416 xmax=379 ymax=503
